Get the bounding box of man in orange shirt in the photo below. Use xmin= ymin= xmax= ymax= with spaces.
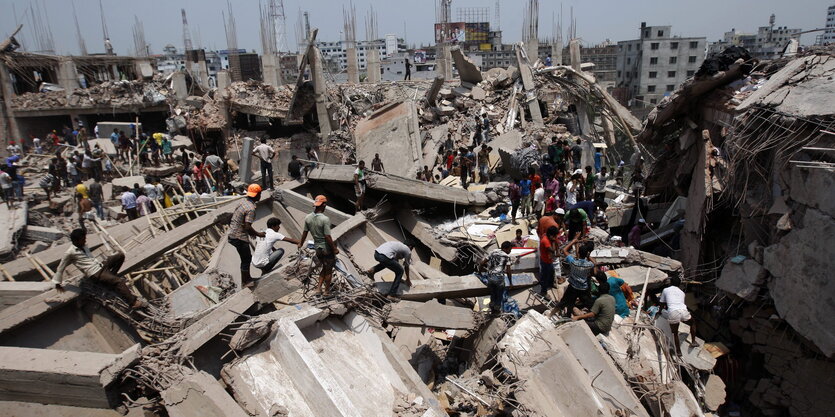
xmin=538 ymin=225 xmax=559 ymax=298
xmin=537 ymin=208 xmax=565 ymax=240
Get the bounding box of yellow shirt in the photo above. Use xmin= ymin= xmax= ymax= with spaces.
xmin=75 ymin=184 xmax=89 ymax=199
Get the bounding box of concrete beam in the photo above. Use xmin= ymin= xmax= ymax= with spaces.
xmin=425 ymin=75 xmax=444 ymax=106
xmin=0 ymin=344 xmax=139 ymax=408
xmin=0 ymin=285 xmax=81 ymax=335
xmin=376 ymin=273 xmax=537 ymax=301
xmin=387 ymin=299 xmax=476 ymax=330
xmin=330 ymin=213 xmax=366 ymax=241
xmin=239 ymin=137 xmax=255 ymax=184
xmin=308 ymin=165 xmax=487 ymax=206
xmin=162 ymin=369 xmax=250 ymax=417
xmin=172 ymin=288 xmax=255 ymax=356
xmin=23 ymin=225 xmax=65 ymax=241
xmin=516 ymin=45 xmax=543 ymax=126
xmin=273 ymin=189 xmax=352 ymax=225
xmin=395 ymin=210 xmax=458 ymax=262
xmin=0 ymin=281 xmax=53 ymax=312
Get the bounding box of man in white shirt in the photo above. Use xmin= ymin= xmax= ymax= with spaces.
xmin=367 ymin=240 xmax=414 ymax=299
xmin=52 ymin=229 xmax=146 ymax=309
xmin=252 ymin=137 xmax=275 ymax=190
xmin=252 ymin=218 xmax=299 ymax=275
xmin=659 ymin=275 xmax=697 ymax=355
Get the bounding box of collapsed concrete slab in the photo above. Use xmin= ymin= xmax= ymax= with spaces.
xmin=387 ymin=299 xmax=477 ymax=330
xmin=221 ymin=305 xmax=444 ymax=416
xmin=610 ymin=265 xmax=669 ymax=291
xmin=353 ymin=101 xmax=423 ymax=178
xmin=0 ymin=281 xmax=53 ymax=312
xmin=170 ymin=288 xmax=255 ymax=356
xmin=450 ymin=46 xmax=483 ymax=85
xmin=496 ymin=312 xmax=650 ymax=417
xmin=0 ymin=344 xmax=139 ymax=408
xmin=0 ymin=202 xmax=27 ymax=259
xmin=376 ymin=272 xmax=537 ymax=301
xmin=161 ymin=369 xmax=249 ymax=417
xmin=307 ymin=164 xmax=488 ymax=206
xmin=717 ymin=258 xmax=766 ymax=301
xmin=0 ymin=284 xmax=81 ymax=335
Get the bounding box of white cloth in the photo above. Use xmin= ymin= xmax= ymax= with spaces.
xmin=253 ymin=143 xmax=274 ymax=162
xmin=143 ymin=183 xmax=158 ymax=200
xmin=53 ymin=245 xmax=103 ymax=284
xmin=661 ymin=308 xmax=692 ymax=324
xmin=660 ymin=286 xmax=688 ymax=312
xmin=375 ymin=241 xmax=412 ymax=263
xmin=252 ymin=229 xmax=287 ymax=267
xmin=566 ymin=182 xmax=578 ymax=205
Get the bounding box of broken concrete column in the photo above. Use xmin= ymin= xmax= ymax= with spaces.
xmin=450 ymin=46 xmax=483 ymax=85
xmin=0 ymin=344 xmax=140 ymax=408
xmin=552 ymin=39 xmax=563 ymax=65
xmin=515 ymin=45 xmax=544 ymax=126
xmin=239 ymin=137 xmax=255 ymax=184
xmin=216 ymin=70 xmax=231 ymax=91
xmin=310 ymin=45 xmax=332 ymax=137
xmin=346 ymin=47 xmax=359 ymax=84
xmin=171 ymin=71 xmax=189 ymax=106
xmin=526 ymin=38 xmax=540 ymax=64
xmin=436 ymin=44 xmax=452 ymax=80
xmin=260 ymin=53 xmax=282 ymax=87
xmin=425 ymin=75 xmax=445 ymax=106
xmin=57 ymin=56 xmax=79 ymax=95
xmin=366 ymin=48 xmax=381 ymax=83
xmin=569 ymin=39 xmax=593 ymax=136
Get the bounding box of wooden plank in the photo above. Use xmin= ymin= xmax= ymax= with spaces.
xmin=387 ymin=299 xmax=476 ymax=330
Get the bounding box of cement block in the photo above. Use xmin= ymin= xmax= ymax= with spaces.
xmin=23 ymin=225 xmax=65 ymax=241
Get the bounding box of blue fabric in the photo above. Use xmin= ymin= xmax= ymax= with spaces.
xmin=608 ymin=277 xmax=630 ymax=317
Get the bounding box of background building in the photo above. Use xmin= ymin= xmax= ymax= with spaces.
xmin=615 ymin=23 xmax=706 ymax=109
xmin=817 ymin=5 xmax=835 ymax=45
xmin=710 ymin=15 xmax=801 ymax=60
xmin=316 ymin=37 xmax=406 ymax=72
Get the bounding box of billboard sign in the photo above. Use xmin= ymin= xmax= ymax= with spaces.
xmin=434 ymin=22 xmax=467 ymax=44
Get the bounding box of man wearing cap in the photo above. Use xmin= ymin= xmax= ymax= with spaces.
xmin=367 ymin=240 xmax=415 ymax=300
xmin=537 ymin=208 xmax=565 ymax=241
xmin=229 ymin=184 xmax=265 ymax=288
xmin=298 ymin=195 xmax=339 ymax=296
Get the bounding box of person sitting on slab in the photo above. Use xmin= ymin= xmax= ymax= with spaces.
xmin=251 ymin=217 xmax=299 ymax=276
xmin=52 ymin=228 xmax=146 ymax=309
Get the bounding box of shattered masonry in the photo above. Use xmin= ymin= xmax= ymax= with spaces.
xmin=0 ymin=24 xmax=833 ymax=417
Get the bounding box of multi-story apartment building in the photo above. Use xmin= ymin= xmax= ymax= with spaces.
xmin=615 ymin=23 xmax=706 ymax=108
xmin=710 ymin=15 xmax=801 ymax=60
xmin=819 ymin=5 xmax=835 ymax=45
xmin=316 ymin=37 xmax=407 ymax=72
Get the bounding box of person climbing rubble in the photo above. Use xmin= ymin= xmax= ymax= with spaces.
xmin=228 ymin=184 xmax=265 ymax=288
xmin=368 ymin=240 xmax=415 ymax=301
xmin=52 ymin=229 xmax=147 ymax=309
xmin=551 ymin=235 xmax=597 ymax=317
xmin=658 ymin=275 xmax=698 ymax=355
xmin=298 ymin=195 xmax=338 ymax=296
xmin=571 ymin=279 xmax=615 ymax=335
xmin=479 ymin=241 xmax=514 ymax=315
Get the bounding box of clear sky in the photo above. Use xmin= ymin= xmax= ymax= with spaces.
xmin=1 ymin=0 xmax=831 ymax=56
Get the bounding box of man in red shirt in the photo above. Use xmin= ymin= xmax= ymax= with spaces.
xmin=538 ymin=225 xmax=559 ymax=298
xmin=537 ymin=208 xmax=565 ymax=240
xmin=528 ymin=167 xmax=542 ymax=194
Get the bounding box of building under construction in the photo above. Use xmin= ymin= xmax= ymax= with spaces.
xmin=0 ymin=5 xmax=833 ymax=417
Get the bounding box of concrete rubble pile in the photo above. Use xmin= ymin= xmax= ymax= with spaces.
xmin=636 ymin=45 xmax=835 ymax=417
xmin=10 ymin=78 xmax=171 ymax=111
xmin=0 ymin=31 xmax=799 ymax=417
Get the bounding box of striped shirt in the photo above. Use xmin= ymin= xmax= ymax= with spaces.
xmin=229 ymin=199 xmax=256 ymax=241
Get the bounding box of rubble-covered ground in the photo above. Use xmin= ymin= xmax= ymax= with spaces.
xmin=0 ymin=42 xmax=833 ymax=417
